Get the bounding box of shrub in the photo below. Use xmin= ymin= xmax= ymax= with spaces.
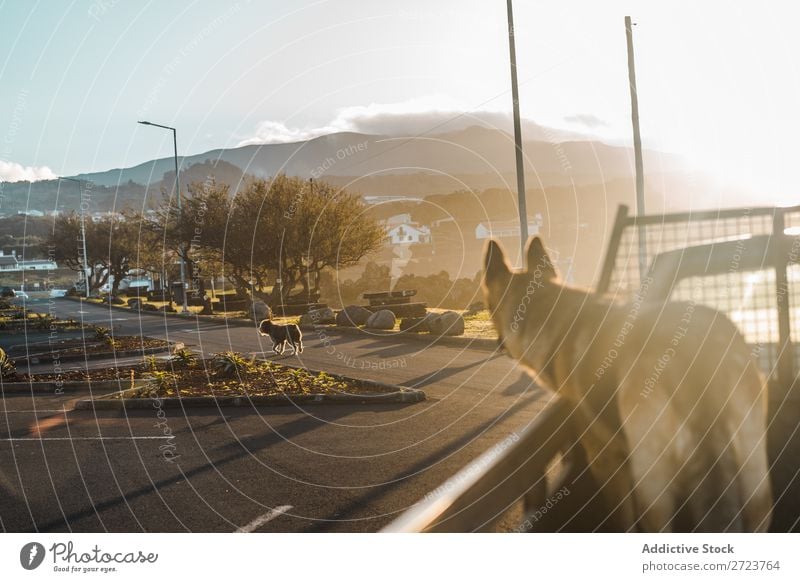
xmin=93 ymin=326 xmax=112 ymax=342
xmin=211 ymin=351 xmax=253 ymax=377
xmin=0 ymin=348 xmax=16 ymax=379
xmin=170 ymin=348 xmax=196 ymax=368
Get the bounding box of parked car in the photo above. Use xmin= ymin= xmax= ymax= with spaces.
xmin=49 ymin=288 xmax=67 ymax=298
xmin=1 ymin=287 xmax=16 ymax=298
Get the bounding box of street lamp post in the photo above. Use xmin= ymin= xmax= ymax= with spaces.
xmin=137 ymin=120 xmax=189 ymax=313
xmin=58 ymin=177 xmax=91 ymax=298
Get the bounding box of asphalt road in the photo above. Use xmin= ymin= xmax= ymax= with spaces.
xmin=0 ymin=298 xmax=549 ymax=532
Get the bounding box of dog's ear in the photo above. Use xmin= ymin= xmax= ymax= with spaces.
xmin=525 ymin=237 xmax=557 ymax=280
xmin=484 ymin=239 xmax=510 ymax=283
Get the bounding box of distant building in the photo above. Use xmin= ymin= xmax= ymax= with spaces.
xmin=387 ymin=222 xmax=431 ymax=245
xmin=17 ymin=210 xmax=44 ymax=217
xmin=19 ymin=258 xmax=59 ymax=270
xmin=0 ymin=253 xmax=18 ymax=271
xmin=364 ymin=195 xmax=415 ymax=205
xmin=0 ymin=250 xmax=57 ymax=271
xmin=90 ymin=211 xmax=125 ymax=223
xmin=475 ymin=214 xmax=543 ymax=240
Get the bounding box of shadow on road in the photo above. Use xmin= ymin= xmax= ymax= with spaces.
xmin=302 ymin=393 xmax=545 ymax=531
xmin=27 ymin=401 xmax=420 ymax=532
xmin=401 ymin=352 xmax=508 ymax=389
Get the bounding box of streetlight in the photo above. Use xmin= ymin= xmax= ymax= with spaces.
xmin=58 ymin=177 xmax=91 ymax=299
xmin=137 ymin=120 xmax=189 ymax=313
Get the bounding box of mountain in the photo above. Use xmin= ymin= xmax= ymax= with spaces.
xmin=68 ymin=126 xmax=684 ymax=191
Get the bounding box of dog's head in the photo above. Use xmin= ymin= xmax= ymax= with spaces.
xmin=482 ymin=237 xmax=558 ymax=357
xmin=258 ymin=319 xmax=273 ymax=335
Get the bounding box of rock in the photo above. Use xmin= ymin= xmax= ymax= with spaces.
xmin=399 ymin=315 xmax=432 ymax=333
xmin=366 ymin=309 xmax=396 ymax=330
xmin=464 ymin=301 xmax=485 ymax=316
xmin=250 ymin=300 xmax=272 ymax=322
xmin=127 ymin=298 xmax=141 ymax=308
xmin=336 ymin=305 xmax=372 ymax=327
xmin=142 ymin=303 xmax=158 ymax=312
xmin=299 ymin=307 xmax=335 ymax=328
xmin=428 ymin=311 xmax=465 ymax=336
xmin=159 ymin=304 xmax=177 ymax=313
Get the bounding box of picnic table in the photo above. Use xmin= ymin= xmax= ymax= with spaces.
xmin=362 ymin=290 xmax=427 ymax=318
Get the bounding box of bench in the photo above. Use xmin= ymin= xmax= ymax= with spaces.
xmin=362 ymin=290 xmax=426 ymax=318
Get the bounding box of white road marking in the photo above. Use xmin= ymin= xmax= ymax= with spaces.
xmin=0 ymin=436 xmax=174 ymax=441
xmin=235 ymin=505 xmax=293 ymax=533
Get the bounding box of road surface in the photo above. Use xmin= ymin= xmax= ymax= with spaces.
xmin=0 ymin=298 xmax=548 ymax=532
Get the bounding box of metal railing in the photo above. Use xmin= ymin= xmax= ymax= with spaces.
xmin=385 ymin=203 xmax=800 ymax=532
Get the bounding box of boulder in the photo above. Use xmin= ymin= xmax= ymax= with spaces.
xmin=366 ymin=309 xmax=396 ymax=330
xmin=141 ymin=303 xmax=158 ymax=312
xmin=399 ymin=315 xmax=432 ymax=333
xmin=250 ymin=300 xmax=272 ymax=322
xmin=464 ymin=301 xmax=485 ymax=316
xmin=428 ymin=311 xmax=465 ymax=336
xmin=127 ymin=298 xmax=141 ymax=308
xmin=299 ymin=307 xmax=336 ymax=328
xmin=336 ymin=305 xmax=372 ymax=327
xmin=159 ymin=304 xmax=177 ymax=313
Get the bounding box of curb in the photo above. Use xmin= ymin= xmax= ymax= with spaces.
xmin=313 ymin=324 xmax=499 ymax=351
xmin=19 ymin=343 xmax=172 ymax=365
xmin=61 ymin=296 xmax=258 ymax=329
xmin=1 ymin=379 xmax=154 ymax=394
xmin=74 ymin=389 xmax=425 ymax=410
xmin=72 ymin=354 xmax=426 ymax=410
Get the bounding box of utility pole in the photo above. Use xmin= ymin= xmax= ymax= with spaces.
xmin=625 ymin=16 xmax=647 ymax=280
xmin=507 ymin=0 xmax=529 ymax=262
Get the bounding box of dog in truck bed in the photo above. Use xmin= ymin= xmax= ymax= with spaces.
xmin=482 ymin=236 xmax=772 ymax=532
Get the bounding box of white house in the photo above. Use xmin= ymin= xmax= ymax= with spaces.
xmin=475 ymin=214 xmax=543 ymax=240
xmin=0 ymin=250 xmax=57 ymax=271
xmin=387 ymin=222 xmax=431 ymax=245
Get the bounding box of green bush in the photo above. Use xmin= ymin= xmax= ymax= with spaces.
xmin=211 ymin=351 xmax=253 ymax=377
xmin=0 ymin=348 xmax=16 ymax=379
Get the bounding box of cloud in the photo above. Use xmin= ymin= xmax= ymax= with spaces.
xmin=0 ymin=161 xmax=57 ymax=182
xmin=237 ymin=95 xmax=585 ymax=146
xmin=562 ymin=113 xmax=608 ymax=129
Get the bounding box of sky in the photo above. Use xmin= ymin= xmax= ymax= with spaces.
xmin=1 ymin=0 xmax=800 ymax=203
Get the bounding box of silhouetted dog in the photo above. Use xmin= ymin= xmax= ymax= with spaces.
xmin=484 ymin=237 xmax=772 ymax=532
xmin=258 ymin=319 xmax=304 ymax=355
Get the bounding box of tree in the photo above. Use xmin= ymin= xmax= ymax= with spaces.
xmin=165 ymin=175 xmax=384 ymax=304
xmin=102 ymin=213 xmax=152 ymax=297
xmin=46 ymin=213 xmax=110 ymax=293
xmin=45 ymin=212 xmax=146 ymax=296
xmin=253 ymin=175 xmax=384 ymax=301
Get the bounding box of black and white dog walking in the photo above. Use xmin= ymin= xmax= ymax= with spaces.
xmin=258 ymin=319 xmax=304 ymax=355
